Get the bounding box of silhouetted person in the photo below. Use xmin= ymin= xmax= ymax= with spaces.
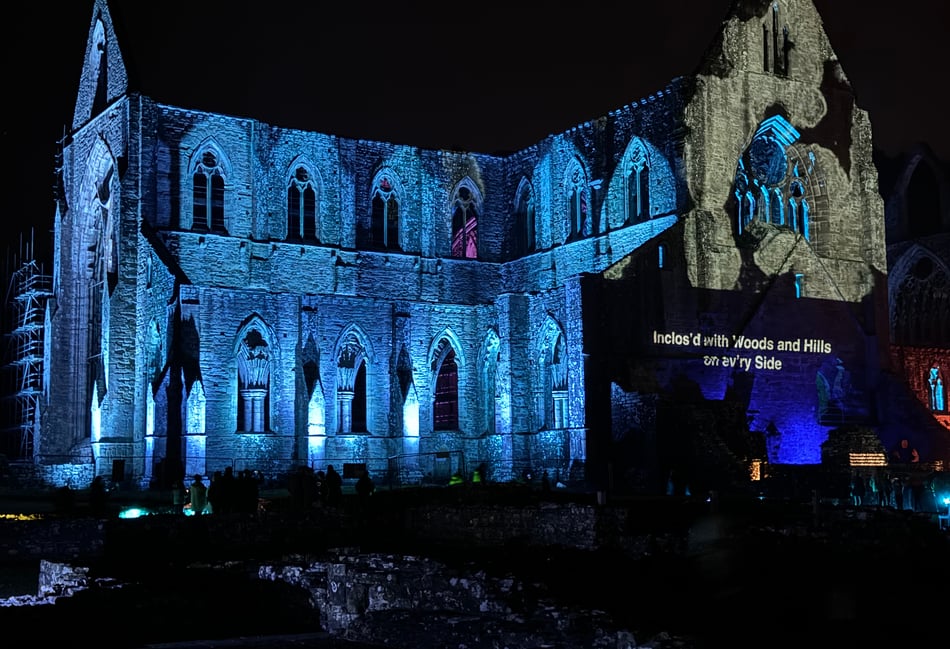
xmin=189 ymin=474 xmax=208 ymax=516
xmin=891 ymin=438 xmax=917 ymax=464
xmin=325 ymin=464 xmax=343 ymax=507
xmin=53 ymin=484 xmax=75 ymax=515
xmin=207 ymin=471 xmax=223 ymax=514
xmin=217 ymin=466 xmax=236 ymax=514
xmin=89 ymin=475 xmax=108 ymax=516
xmin=881 ymin=471 xmax=893 ymax=507
xmin=541 ymin=470 xmax=552 ymax=495
xmin=238 ymin=469 xmax=260 ymax=514
xmin=314 ymin=470 xmax=327 ymax=507
xmin=850 ymin=472 xmax=865 ymax=507
xmin=355 ymin=470 xmax=375 ymax=517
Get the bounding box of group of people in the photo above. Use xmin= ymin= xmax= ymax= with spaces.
xmin=288 ymin=463 xmax=351 ymax=510
xmin=170 ymin=466 xmax=264 ymax=515
xmin=849 ymin=469 xmax=931 ymax=512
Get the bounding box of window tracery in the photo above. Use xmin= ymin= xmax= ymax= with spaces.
xmin=566 ymin=163 xmax=590 ymax=242
xmin=451 ymin=178 xmax=481 ymax=259
xmin=287 ymin=165 xmax=318 ymax=242
xmin=929 ymin=366 xmax=946 ymax=412
xmin=625 ymin=143 xmax=650 ymax=224
xmin=336 ymin=331 xmax=369 ymax=433
xmin=370 ymin=173 xmax=400 ymax=250
xmin=237 ymin=328 xmax=271 ymax=433
xmin=733 ymin=116 xmax=813 ymax=242
xmin=537 ymin=317 xmax=568 ymax=431
xmin=514 ymin=178 xmax=535 ymax=255
xmin=192 ymin=149 xmax=227 ymax=234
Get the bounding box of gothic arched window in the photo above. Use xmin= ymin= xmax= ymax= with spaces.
xmin=537 ymin=318 xmax=568 ymax=432
xmin=733 ymin=116 xmax=815 ymax=242
xmin=451 ymin=179 xmax=480 ymax=259
xmin=929 ymin=366 xmax=946 ymax=412
xmin=567 ymin=167 xmax=590 ymax=241
xmin=513 ymin=179 xmax=535 ymax=256
xmin=625 ymin=145 xmax=650 ymax=225
xmin=433 ymin=347 xmax=459 ymax=430
xmin=193 ymin=150 xmax=226 ymax=234
xmin=237 ymin=328 xmax=271 ymax=433
xmin=370 ymin=175 xmax=400 ymax=250
xmin=287 ymin=165 xmax=318 ymax=242
xmin=337 ymin=332 xmax=369 ymax=433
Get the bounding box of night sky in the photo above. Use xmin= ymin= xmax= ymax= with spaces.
xmin=3 ymin=0 xmax=948 ymax=266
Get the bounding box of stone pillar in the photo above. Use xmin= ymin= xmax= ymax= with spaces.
xmin=338 ymin=391 xmax=354 ymax=434
xmin=241 ymin=388 xmax=267 ymax=432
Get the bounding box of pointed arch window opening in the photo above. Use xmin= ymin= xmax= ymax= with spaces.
xmin=794 ymin=272 xmax=805 ymax=299
xmin=550 ymin=335 xmax=568 ymax=430
xmin=287 ymin=166 xmax=318 ymax=242
xmin=451 ymin=185 xmax=478 ymax=259
xmin=763 ymin=2 xmax=790 ymax=76
xmin=337 ymin=341 xmax=368 ymax=434
xmin=434 ymin=348 xmax=459 ymax=431
xmin=734 ymin=123 xmax=812 ymax=241
xmin=84 ymin=160 xmax=116 ymax=441
xmin=626 ymin=157 xmax=651 ymax=225
xmin=481 ymin=336 xmax=500 ymax=436
xmin=193 ymin=151 xmax=226 ymax=234
xmin=569 ymin=185 xmax=590 ymax=241
xmin=538 ymin=331 xmax=568 ymax=431
xmin=91 ymin=20 xmax=108 ymax=116
xmin=929 ymin=366 xmax=946 ymax=412
xmin=307 ymin=380 xmax=326 ymax=437
xmin=515 ymin=184 xmax=536 ymax=255
xmin=237 ymin=329 xmax=271 ymax=433
xmin=371 ymin=176 xmax=399 ymax=250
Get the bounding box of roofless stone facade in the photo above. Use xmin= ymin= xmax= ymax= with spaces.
xmin=35 ymin=0 xmax=940 ymax=491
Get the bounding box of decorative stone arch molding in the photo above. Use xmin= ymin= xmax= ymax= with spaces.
xmin=234 ymin=314 xmax=279 ymax=433
xmin=333 ymin=324 xmax=375 ymax=434
xmin=285 ymin=155 xmax=323 ymax=242
xmin=562 ymin=157 xmax=591 ymax=242
xmin=512 ymin=176 xmax=536 ymax=255
xmin=887 ymin=146 xmax=948 ymax=241
xmin=536 ymin=315 xmax=568 ymax=431
xmin=428 ymin=327 xmax=466 ymax=432
xmin=427 ymin=327 xmax=466 ymax=371
xmin=888 ymin=243 xmax=950 ymax=346
xmin=147 ymin=318 xmax=165 ymax=385
xmin=79 ymin=136 xmax=119 ymax=282
xmin=603 ymin=136 xmax=677 ymax=231
xmin=450 ymin=176 xmax=483 ymax=259
xmin=186 ymin=138 xmax=232 ymax=233
xmin=367 ymin=166 xmax=406 ymax=251
xmin=732 ymin=114 xmax=825 ymax=245
xmin=77 ymin=136 xmax=118 ymax=407
xmin=478 ymin=328 xmax=501 ymax=435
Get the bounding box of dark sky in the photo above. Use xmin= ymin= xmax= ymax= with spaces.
xmin=3 ymin=0 xmax=948 ymax=264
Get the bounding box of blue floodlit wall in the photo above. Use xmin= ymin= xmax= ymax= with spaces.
xmin=39 ymin=0 xmax=903 ymax=492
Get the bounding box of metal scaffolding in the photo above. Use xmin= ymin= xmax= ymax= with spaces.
xmin=3 ymin=234 xmax=52 ymax=459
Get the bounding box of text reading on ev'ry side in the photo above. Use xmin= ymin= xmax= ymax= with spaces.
xmin=652 ymin=330 xmax=831 ymax=372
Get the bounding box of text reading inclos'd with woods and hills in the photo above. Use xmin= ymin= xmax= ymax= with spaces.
xmin=652 ymin=330 xmax=832 ymax=372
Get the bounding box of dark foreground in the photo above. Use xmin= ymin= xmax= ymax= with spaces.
xmin=1 ymin=485 xmax=948 ymax=648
